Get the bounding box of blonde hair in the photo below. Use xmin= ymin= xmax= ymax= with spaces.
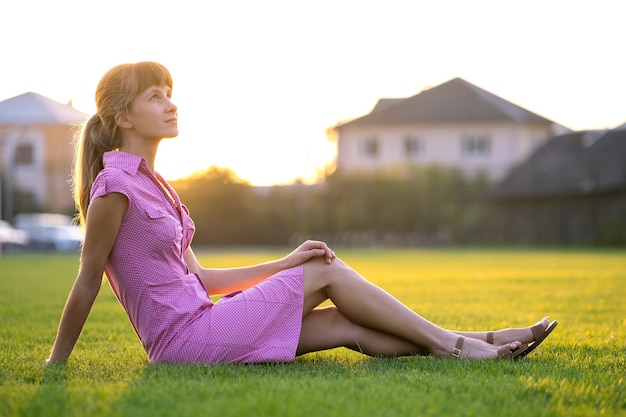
xmin=73 ymin=62 xmax=173 ymax=226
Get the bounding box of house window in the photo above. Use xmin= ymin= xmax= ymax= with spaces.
xmin=14 ymin=144 xmax=34 ymax=165
xmin=404 ymin=136 xmax=424 ymax=158
xmin=462 ymin=135 xmax=490 ymax=157
xmin=359 ymin=137 xmax=378 ymax=158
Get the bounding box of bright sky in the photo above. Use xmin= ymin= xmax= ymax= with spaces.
xmin=2 ymin=0 xmax=624 ymax=185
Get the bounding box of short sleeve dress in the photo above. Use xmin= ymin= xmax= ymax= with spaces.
xmin=91 ymin=151 xmax=304 ymax=364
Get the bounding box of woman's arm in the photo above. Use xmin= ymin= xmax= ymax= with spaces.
xmin=47 ymin=193 xmax=127 ymax=363
xmin=184 ymin=240 xmax=336 ymax=295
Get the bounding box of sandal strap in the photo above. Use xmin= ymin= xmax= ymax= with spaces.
xmin=531 ymin=322 xmax=545 ymax=341
xmin=452 ymin=336 xmax=465 ymax=358
xmin=486 ymin=332 xmax=494 ymax=344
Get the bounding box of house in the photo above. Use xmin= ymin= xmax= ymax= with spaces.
xmin=329 ymin=77 xmax=570 ymax=182
xmin=0 ymin=92 xmax=88 ymax=220
xmin=487 ymin=126 xmax=626 ymax=245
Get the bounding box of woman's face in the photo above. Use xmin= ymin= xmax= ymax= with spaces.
xmin=120 ymin=85 xmax=178 ymax=141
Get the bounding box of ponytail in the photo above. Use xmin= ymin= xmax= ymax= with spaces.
xmin=72 ymin=113 xmax=121 ymax=226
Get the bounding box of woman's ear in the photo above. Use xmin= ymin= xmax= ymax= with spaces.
xmin=115 ymin=113 xmax=132 ymax=129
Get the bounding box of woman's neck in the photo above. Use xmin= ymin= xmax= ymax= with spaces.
xmin=120 ymin=139 xmax=161 ymax=173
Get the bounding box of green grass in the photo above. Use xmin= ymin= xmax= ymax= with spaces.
xmin=1 ymin=248 xmax=625 ymax=417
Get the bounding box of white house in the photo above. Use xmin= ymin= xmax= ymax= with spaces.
xmin=330 ymin=77 xmax=570 ymax=182
xmin=0 ymin=92 xmax=88 ymax=219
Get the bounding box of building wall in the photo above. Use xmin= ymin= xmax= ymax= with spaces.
xmin=0 ymin=123 xmax=77 ymax=218
xmin=335 ymin=122 xmax=553 ymax=181
xmin=44 ymin=124 xmax=79 ymax=214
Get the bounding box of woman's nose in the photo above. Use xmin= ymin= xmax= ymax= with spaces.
xmin=166 ymin=97 xmax=177 ymax=113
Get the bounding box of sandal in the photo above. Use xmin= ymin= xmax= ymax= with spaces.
xmin=486 ymin=318 xmax=553 ymax=345
xmin=516 ymin=319 xmax=558 ymax=359
xmin=451 ymin=335 xmax=529 ymax=360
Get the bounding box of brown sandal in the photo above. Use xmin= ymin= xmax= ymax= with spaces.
xmin=451 ymin=335 xmax=529 ymax=359
xmin=516 ymin=320 xmax=558 ymax=359
xmin=451 ymin=335 xmax=465 ymax=358
xmin=486 ymin=318 xmax=550 ymax=345
xmin=498 ymin=343 xmax=529 ymax=359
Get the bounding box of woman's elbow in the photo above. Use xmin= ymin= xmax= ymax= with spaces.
xmin=74 ymin=271 xmax=104 ymax=296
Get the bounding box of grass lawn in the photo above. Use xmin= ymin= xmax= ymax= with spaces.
xmin=1 ymin=247 xmax=625 ymax=416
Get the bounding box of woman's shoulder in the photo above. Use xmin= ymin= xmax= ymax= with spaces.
xmin=91 ymin=166 xmax=134 ymax=200
xmin=95 ymin=165 xmax=135 ymax=186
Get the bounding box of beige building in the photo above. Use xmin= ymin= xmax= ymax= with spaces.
xmin=0 ymin=92 xmax=88 ymax=220
xmin=330 ymin=77 xmax=570 ymax=182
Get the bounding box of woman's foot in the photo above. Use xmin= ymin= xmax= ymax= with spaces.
xmin=434 ymin=334 xmax=525 ymax=360
xmin=485 ymin=317 xmax=550 ymax=346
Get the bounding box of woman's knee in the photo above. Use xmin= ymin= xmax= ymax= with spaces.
xmin=302 ymin=257 xmax=355 ymax=310
xmin=303 ymin=256 xmax=352 ymax=286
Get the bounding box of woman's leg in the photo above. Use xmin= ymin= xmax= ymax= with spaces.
xmin=301 ymin=257 xmax=523 ymax=359
xmin=452 ymin=317 xmax=550 ymax=345
xmin=297 ymin=306 xmax=428 ymax=357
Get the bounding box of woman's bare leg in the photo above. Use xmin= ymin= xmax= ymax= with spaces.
xmin=297 ymin=306 xmax=428 ymax=357
xmin=301 ymin=257 xmax=523 ymax=359
xmin=452 ymin=317 xmax=550 ymax=345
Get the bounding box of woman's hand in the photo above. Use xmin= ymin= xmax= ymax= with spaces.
xmin=190 ymin=240 xmax=336 ymax=295
xmin=283 ymin=240 xmax=336 ymax=268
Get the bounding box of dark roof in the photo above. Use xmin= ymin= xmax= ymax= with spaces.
xmin=615 ymin=121 xmax=626 ymax=130
xmin=0 ymin=92 xmax=89 ymax=125
xmin=370 ymin=98 xmax=405 ymax=113
xmin=489 ymin=128 xmax=626 ymax=200
xmin=336 ymin=77 xmax=557 ymax=128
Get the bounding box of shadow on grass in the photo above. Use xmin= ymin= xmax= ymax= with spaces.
xmin=21 ymin=364 xmax=69 ymax=417
xmin=19 ymin=344 xmax=624 ymax=417
xmin=103 ymin=344 xmax=625 ymax=417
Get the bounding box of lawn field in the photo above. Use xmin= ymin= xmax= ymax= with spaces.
xmin=1 ymin=248 xmax=625 ymax=417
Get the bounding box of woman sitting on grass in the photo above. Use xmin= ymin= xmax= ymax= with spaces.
xmin=47 ymin=61 xmax=557 ymax=365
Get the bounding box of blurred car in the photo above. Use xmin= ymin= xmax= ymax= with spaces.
xmin=14 ymin=213 xmax=83 ymax=252
xmin=0 ymin=220 xmax=29 ymax=252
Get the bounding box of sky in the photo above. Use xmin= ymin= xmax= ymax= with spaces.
xmin=2 ymin=0 xmax=625 ymax=185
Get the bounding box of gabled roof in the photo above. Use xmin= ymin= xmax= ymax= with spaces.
xmin=336 ymin=77 xmax=557 ymax=128
xmin=489 ymin=127 xmax=626 ymax=200
xmin=0 ymin=92 xmax=89 ymax=125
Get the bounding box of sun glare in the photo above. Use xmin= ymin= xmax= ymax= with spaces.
xmin=156 ymin=129 xmax=335 ymax=186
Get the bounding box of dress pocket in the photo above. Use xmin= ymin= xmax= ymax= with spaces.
xmin=144 ymin=207 xmax=178 ymax=242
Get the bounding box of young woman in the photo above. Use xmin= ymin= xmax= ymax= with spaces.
xmin=47 ymin=62 xmax=557 ymax=365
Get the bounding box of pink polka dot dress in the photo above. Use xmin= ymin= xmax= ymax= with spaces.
xmin=91 ymin=151 xmax=304 ymax=364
